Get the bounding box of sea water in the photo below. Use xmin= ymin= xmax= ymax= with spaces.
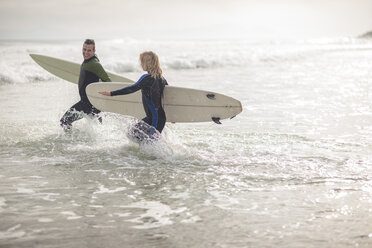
xmin=0 ymin=38 xmax=371 ymax=248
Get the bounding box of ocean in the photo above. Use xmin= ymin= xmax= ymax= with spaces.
xmin=0 ymin=38 xmax=371 ymax=248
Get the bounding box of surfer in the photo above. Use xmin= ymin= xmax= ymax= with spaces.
xmin=99 ymin=51 xmax=168 ymax=140
xmin=60 ymin=39 xmax=111 ymax=131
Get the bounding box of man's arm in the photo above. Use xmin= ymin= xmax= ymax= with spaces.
xmin=94 ymin=63 xmax=111 ymax=82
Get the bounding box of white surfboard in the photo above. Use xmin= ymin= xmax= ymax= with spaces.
xmin=29 ymin=54 xmax=134 ymax=83
xmin=30 ymin=54 xmax=242 ymax=123
xmin=86 ymin=82 xmax=242 ymax=123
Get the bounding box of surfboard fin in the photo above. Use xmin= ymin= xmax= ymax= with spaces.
xmin=207 ymin=94 xmax=216 ymax=100
xmin=212 ymin=117 xmax=222 ymax=124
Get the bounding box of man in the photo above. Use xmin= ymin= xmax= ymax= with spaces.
xmin=60 ymin=39 xmax=111 ymax=131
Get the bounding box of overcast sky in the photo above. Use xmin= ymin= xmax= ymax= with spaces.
xmin=0 ymin=0 xmax=371 ymax=40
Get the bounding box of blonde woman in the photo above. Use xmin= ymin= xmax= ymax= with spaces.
xmin=99 ymin=51 xmax=168 ymax=139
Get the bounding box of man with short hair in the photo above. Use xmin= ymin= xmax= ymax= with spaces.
xmin=60 ymin=39 xmax=111 ymax=131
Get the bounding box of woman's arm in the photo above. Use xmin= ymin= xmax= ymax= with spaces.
xmin=98 ymin=74 xmax=149 ymax=97
xmin=99 ymin=91 xmax=111 ymax=96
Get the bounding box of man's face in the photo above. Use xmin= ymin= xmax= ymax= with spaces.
xmin=82 ymin=43 xmax=95 ymax=60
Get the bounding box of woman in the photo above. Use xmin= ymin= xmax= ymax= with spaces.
xmin=99 ymin=51 xmax=168 ymax=140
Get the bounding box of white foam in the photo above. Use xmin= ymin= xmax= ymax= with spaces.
xmin=113 ymin=212 xmax=131 ymax=217
xmin=180 ymin=215 xmax=202 ymax=224
xmin=0 ymin=224 xmax=26 ymax=240
xmin=17 ymin=187 xmax=35 ymax=194
xmin=0 ymin=197 xmax=6 ymax=212
xmin=120 ymin=201 xmax=187 ymax=229
xmin=40 ymin=193 xmax=59 ymax=202
xmin=0 ymin=197 xmax=6 ymax=206
xmin=93 ymin=184 xmax=127 ymax=194
xmin=89 ymin=205 xmax=104 ymax=208
xmin=38 ymin=218 xmax=54 ymax=223
xmin=60 ymin=211 xmax=82 ymax=220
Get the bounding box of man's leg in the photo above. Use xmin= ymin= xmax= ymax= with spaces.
xmin=90 ymin=106 xmax=102 ymax=124
xmin=60 ymin=101 xmax=85 ymax=131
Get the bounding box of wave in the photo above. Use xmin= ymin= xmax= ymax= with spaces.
xmin=1 ymin=38 xmax=372 ymax=84
xmin=0 ymin=61 xmax=54 ymax=84
xmin=105 ymin=61 xmax=137 ymax=73
xmin=358 ymin=31 xmax=372 ymax=39
xmin=163 ymin=58 xmax=220 ymax=70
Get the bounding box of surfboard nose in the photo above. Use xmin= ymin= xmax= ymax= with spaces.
xmin=29 ymin=54 xmax=44 ymax=64
xmin=29 ymin=53 xmax=41 ymax=60
xmin=29 ymin=54 xmax=38 ymax=62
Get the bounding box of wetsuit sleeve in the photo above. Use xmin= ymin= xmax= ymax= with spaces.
xmin=85 ymin=62 xmax=111 ymax=82
xmin=93 ymin=63 xmax=111 ymax=82
xmin=111 ymin=74 xmax=149 ymax=96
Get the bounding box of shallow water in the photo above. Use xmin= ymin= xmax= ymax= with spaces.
xmin=0 ymin=38 xmax=371 ymax=247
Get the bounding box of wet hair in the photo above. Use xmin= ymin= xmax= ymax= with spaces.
xmin=84 ymin=39 xmax=95 ymax=50
xmin=140 ymin=51 xmax=162 ymax=79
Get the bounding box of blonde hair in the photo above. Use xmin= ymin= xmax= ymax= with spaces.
xmin=140 ymin=51 xmax=162 ymax=79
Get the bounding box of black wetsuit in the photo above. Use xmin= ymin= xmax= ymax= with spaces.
xmin=111 ymin=74 xmax=168 ymax=133
xmin=60 ymin=55 xmax=111 ymax=129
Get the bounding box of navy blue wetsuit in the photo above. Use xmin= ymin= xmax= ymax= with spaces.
xmin=111 ymin=74 xmax=168 ymax=133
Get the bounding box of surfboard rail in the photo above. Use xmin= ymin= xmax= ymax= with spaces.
xmin=29 ymin=54 xmax=134 ymax=83
xmin=86 ymin=82 xmax=242 ymax=123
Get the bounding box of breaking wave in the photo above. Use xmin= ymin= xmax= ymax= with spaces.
xmin=1 ymin=37 xmax=372 ymax=84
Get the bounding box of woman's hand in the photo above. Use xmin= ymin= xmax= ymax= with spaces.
xmin=99 ymin=91 xmax=111 ymax=96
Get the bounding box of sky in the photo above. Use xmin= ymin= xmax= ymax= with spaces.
xmin=0 ymin=0 xmax=371 ymax=40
